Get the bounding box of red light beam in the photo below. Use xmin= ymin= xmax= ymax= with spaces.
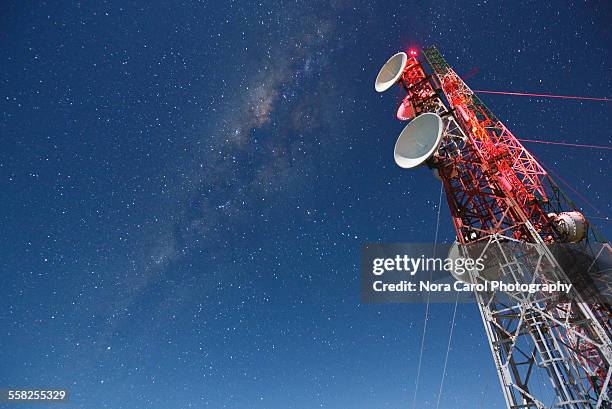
xmin=473 ymin=89 xmax=612 ymax=102
xmin=517 ymin=138 xmax=612 ymax=151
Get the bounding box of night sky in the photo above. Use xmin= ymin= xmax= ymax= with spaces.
xmin=1 ymin=1 xmax=611 ymax=408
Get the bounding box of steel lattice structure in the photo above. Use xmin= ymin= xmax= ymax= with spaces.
xmin=379 ymin=46 xmax=612 ymax=408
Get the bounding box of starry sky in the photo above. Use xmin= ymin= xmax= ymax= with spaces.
xmin=1 ymin=1 xmax=611 ymax=408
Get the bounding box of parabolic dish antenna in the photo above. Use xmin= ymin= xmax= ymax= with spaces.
xmin=448 ymin=241 xmax=473 ymax=284
xmin=393 ymin=112 xmax=443 ymax=169
xmin=448 ymin=241 xmax=501 ymax=284
xmin=396 ymin=96 xmax=416 ymax=121
xmin=374 ymin=52 xmax=408 ymax=93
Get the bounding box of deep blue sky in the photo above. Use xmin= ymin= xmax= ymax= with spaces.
xmin=1 ymin=1 xmax=610 ymax=408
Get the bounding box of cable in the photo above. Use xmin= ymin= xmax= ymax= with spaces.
xmin=473 ymin=89 xmax=612 ymax=102
xmin=518 ymin=147 xmax=612 ymax=227
xmin=411 ymin=181 xmax=443 ymax=409
xmin=410 ymin=290 xmax=430 ymax=409
xmin=435 ymin=291 xmax=460 ymax=409
xmin=587 ymin=216 xmax=612 ymax=221
xmin=433 ymin=181 xmax=443 ymax=264
xmin=541 ymin=161 xmax=608 ymax=219
xmin=517 ymin=138 xmax=612 ymax=151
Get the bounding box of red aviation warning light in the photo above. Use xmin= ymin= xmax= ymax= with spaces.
xmin=408 ymin=48 xmax=418 ymax=57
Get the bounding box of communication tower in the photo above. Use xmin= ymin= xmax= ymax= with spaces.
xmin=374 ymin=47 xmax=611 ymax=408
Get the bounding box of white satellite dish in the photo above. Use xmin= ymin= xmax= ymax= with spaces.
xmin=374 ymin=52 xmax=408 ymax=92
xmin=448 ymin=241 xmax=501 ymax=284
xmin=396 ymin=96 xmax=416 ymax=121
xmin=448 ymin=242 xmax=472 ymax=284
xmin=393 ymin=113 xmax=443 ymax=169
